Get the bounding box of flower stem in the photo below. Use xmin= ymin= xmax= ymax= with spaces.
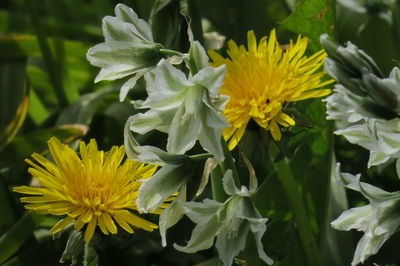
xmin=188 ymin=153 xmax=213 ymax=161
xmin=210 ymin=164 xmax=228 ymax=202
xmin=220 ymin=138 xmax=240 ymax=186
xmin=160 ymin=49 xmax=185 ymax=57
xmin=274 ymin=158 xmax=322 ymax=266
xmin=210 ymin=138 xmax=240 ymax=202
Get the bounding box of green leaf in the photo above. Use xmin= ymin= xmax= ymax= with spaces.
xmin=0 ymin=94 xmax=29 ymax=153
xmin=0 ymin=175 xmax=17 ymax=228
xmin=28 ymin=86 xmax=49 ymax=125
xmin=0 ymin=212 xmax=45 ymax=264
xmin=0 ymin=125 xmax=89 ymax=169
xmin=150 ymin=0 xmax=188 ymax=51
xmin=56 ymin=85 xmax=117 ymax=125
xmin=24 ymin=0 xmax=68 ymax=107
xmin=0 ymin=57 xmax=28 ymax=152
xmin=281 ymin=0 xmax=334 ymax=51
xmin=0 ymin=36 xmax=91 ymax=59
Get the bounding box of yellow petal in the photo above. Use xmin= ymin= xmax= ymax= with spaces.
xmin=115 ymin=210 xmax=157 ymax=232
xmin=247 ymin=30 xmax=257 ymax=53
xmin=269 ymin=121 xmax=281 ymax=141
xmin=84 ymin=217 xmax=97 ymax=242
xmin=101 ymin=212 xmax=117 ymax=234
xmin=227 ymin=124 xmax=247 ymax=150
xmin=113 ymin=212 xmax=134 ymax=234
xmin=50 ymin=216 xmax=74 ymax=234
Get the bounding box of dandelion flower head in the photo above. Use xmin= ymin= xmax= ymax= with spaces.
xmin=209 ymin=29 xmax=333 ymax=149
xmin=14 ymin=137 xmax=163 ymax=242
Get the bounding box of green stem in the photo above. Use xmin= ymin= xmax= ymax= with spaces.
xmin=160 ymin=49 xmax=185 ymax=57
xmin=274 ymin=158 xmax=322 ymax=266
xmin=24 ymin=0 xmax=68 ymax=107
xmin=210 ymin=164 xmax=229 ymax=202
xmin=220 ymin=138 xmax=240 ymax=186
xmin=210 ymin=138 xmax=240 ymax=202
xmin=188 ymin=153 xmax=213 ymax=161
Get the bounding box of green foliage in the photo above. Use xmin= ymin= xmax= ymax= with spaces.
xmin=0 ymin=212 xmax=45 ymax=264
xmin=281 ymin=0 xmax=334 ymax=51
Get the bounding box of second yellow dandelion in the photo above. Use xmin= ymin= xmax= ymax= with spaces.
xmin=209 ymin=29 xmax=333 ymax=149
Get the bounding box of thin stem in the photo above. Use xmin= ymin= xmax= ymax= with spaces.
xmin=210 ymin=164 xmax=229 ymax=202
xmin=221 ymin=138 xmax=240 ymax=186
xmin=188 ymin=153 xmax=213 ymax=161
xmin=210 ymin=138 xmax=240 ymax=202
xmin=274 ymin=158 xmax=322 ymax=266
xmin=24 ymin=0 xmax=68 ymax=107
xmin=160 ymin=48 xmax=185 ymax=57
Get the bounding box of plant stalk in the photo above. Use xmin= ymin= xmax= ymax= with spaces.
xmin=210 ymin=138 xmax=240 ymax=202
xmin=275 ymin=158 xmax=322 ymax=266
xmin=24 ymin=0 xmax=68 ymax=107
xmin=160 ymin=48 xmax=185 ymax=57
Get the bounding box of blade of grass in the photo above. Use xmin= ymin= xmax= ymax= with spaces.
xmin=23 ymin=0 xmax=68 ymax=107
xmin=0 ymin=57 xmax=29 ymax=152
xmin=0 ymin=212 xmax=45 ymax=264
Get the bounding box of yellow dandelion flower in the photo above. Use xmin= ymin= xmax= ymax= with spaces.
xmin=209 ymin=29 xmax=333 ymax=149
xmin=13 ymin=137 xmax=164 ymax=242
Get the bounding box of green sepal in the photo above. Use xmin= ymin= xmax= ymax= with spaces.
xmin=59 ymin=230 xmax=84 ymax=265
